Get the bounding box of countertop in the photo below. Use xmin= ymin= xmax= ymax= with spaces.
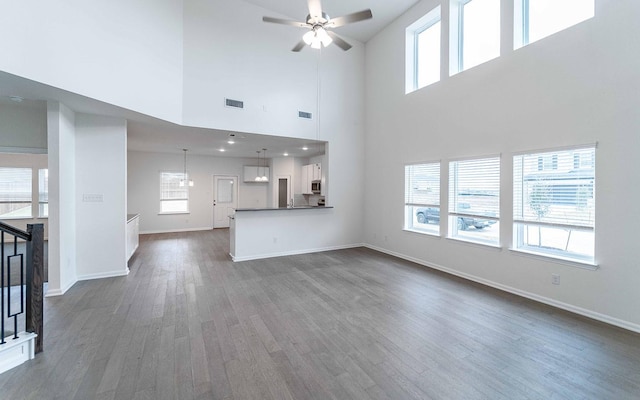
xmin=235 ymin=206 xmax=333 ymax=212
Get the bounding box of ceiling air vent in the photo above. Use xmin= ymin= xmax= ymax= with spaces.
xmin=298 ymin=111 xmax=312 ymax=119
xmin=225 ymin=98 xmax=244 ymax=109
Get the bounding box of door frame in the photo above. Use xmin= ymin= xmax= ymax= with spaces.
xmin=274 ymin=175 xmax=291 ymax=208
xmin=213 ymin=174 xmax=239 ymax=228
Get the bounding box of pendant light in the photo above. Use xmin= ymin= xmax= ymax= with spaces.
xmin=260 ymin=148 xmax=268 ymax=181
xmin=255 ymin=150 xmax=262 ymax=182
xmin=180 ymin=149 xmax=194 ymax=187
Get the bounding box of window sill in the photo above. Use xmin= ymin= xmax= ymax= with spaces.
xmin=509 ymin=248 xmax=598 ymax=270
xmin=446 ymin=236 xmax=502 ymax=251
xmin=158 ymin=212 xmax=190 ymax=215
xmin=403 ymin=228 xmax=441 ymax=238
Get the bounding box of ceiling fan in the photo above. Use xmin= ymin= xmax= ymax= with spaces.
xmin=262 ymin=0 xmax=372 ymax=52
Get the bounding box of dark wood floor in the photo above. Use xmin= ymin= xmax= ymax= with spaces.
xmin=1 ymin=229 xmax=639 ymax=399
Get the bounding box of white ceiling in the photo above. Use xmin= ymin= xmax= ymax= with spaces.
xmin=248 ymin=0 xmax=420 ymax=43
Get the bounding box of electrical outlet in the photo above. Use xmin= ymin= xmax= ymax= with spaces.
xmin=552 ymin=274 xmax=560 ymax=285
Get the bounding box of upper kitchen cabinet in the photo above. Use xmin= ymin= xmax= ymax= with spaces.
xmin=301 ymin=163 xmax=322 ymax=194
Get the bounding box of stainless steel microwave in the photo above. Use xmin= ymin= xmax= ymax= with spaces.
xmin=311 ymin=181 xmax=321 ymax=193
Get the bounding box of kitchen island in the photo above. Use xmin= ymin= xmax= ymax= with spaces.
xmin=230 ymin=206 xmax=336 ymax=261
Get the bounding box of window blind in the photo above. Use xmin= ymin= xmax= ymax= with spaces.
xmin=160 ymin=172 xmax=189 ymax=213
xmin=514 ymin=147 xmax=595 ymax=229
xmin=405 ymin=163 xmax=440 ymax=206
xmin=449 ymin=157 xmax=500 ymax=218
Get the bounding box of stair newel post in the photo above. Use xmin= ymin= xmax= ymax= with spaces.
xmin=25 ymin=223 xmax=44 ymax=353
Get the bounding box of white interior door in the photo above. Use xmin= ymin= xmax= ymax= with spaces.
xmin=213 ymin=175 xmax=238 ymax=228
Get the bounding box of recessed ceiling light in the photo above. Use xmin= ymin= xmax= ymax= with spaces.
xmin=227 ymin=140 xmax=235 ymax=144
xmin=302 ymin=146 xmax=308 ymax=151
xmin=284 ymin=152 xmax=289 ymax=156
xmin=8 ymin=96 xmax=23 ymax=103
xmin=219 ymin=148 xmax=225 ymax=152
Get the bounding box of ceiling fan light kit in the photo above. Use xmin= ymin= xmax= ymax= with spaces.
xmin=263 ymin=0 xmax=372 ymax=52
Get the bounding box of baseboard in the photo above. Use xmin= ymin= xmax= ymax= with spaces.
xmin=140 ymin=227 xmax=213 ymax=235
xmin=364 ymin=244 xmax=640 ymax=334
xmin=231 ymin=243 xmax=364 ymax=262
xmin=44 ymin=278 xmax=77 ymax=297
xmin=76 ymin=268 xmax=129 ymax=282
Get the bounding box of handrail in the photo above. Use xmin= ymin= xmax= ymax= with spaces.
xmin=0 ymin=221 xmax=32 ymax=241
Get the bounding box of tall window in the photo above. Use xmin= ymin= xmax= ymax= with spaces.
xmin=406 ymin=6 xmax=441 ymax=93
xmin=515 ymin=0 xmax=595 ymax=49
xmin=513 ymin=147 xmax=595 ymax=263
xmin=160 ymin=172 xmax=189 ymax=214
xmin=451 ymin=0 xmax=501 ymax=74
xmin=0 ymin=167 xmax=32 ymax=219
xmin=39 ymin=168 xmax=49 ymax=217
xmin=449 ymin=157 xmax=500 ymax=245
xmin=405 ymin=162 xmax=441 ymax=235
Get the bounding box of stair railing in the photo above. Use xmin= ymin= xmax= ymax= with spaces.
xmin=0 ymin=222 xmax=44 ymax=353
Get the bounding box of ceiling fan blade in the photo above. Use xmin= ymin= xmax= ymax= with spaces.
xmin=307 ymin=0 xmax=323 ymax=21
xmin=326 ymin=31 xmax=352 ymax=51
xmin=292 ymin=40 xmax=307 ymax=52
xmin=327 ymin=9 xmax=373 ymax=28
xmin=263 ymin=16 xmax=309 ymax=28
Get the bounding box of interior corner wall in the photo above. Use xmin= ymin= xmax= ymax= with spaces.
xmin=46 ymin=101 xmax=77 ymax=296
xmin=0 ymin=0 xmax=184 ymax=123
xmin=75 ymin=114 xmax=128 ymax=281
xmin=364 ymin=0 xmax=640 ymax=330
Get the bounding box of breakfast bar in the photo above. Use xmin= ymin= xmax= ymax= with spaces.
xmin=229 ymin=206 xmax=335 ymax=261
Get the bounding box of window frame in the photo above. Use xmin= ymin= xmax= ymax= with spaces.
xmin=38 ymin=168 xmax=49 ymax=218
xmin=159 ymin=171 xmax=190 ymax=215
xmin=514 ymin=0 xmax=595 ymax=49
xmin=404 ymin=161 xmax=442 ymax=236
xmin=405 ymin=6 xmax=442 ymax=93
xmin=512 ymin=145 xmax=596 ymax=265
xmin=450 ymin=0 xmax=501 ymax=75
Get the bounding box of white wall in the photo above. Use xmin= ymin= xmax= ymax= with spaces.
xmin=128 ymin=151 xmax=274 ymax=233
xmin=75 ymin=114 xmax=128 ymax=280
xmin=182 ymin=0 xmax=318 ymax=139
xmin=46 ymin=102 xmax=77 ymax=296
xmin=0 ymin=0 xmax=184 ymax=122
xmin=0 ymin=103 xmax=47 ymax=152
xmin=365 ymin=0 xmax=640 ymax=330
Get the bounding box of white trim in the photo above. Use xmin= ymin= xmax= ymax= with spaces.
xmin=363 ymin=244 xmax=640 ymax=334
xmin=140 ymin=226 xmax=212 ymax=235
xmin=44 ymin=278 xmax=77 ymax=297
xmin=231 ymin=243 xmax=364 ymax=262
xmin=76 ymin=268 xmax=129 ymax=282
xmin=0 ymin=147 xmax=47 ymax=154
xmin=0 ymin=331 xmax=37 ymax=374
xmin=512 ymin=142 xmax=598 ymax=157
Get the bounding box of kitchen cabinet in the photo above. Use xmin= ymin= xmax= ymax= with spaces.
xmin=243 ymin=166 xmax=270 ymax=182
xmin=301 ymin=164 xmax=311 ymax=194
xmin=301 ymin=163 xmax=322 ymax=194
xmin=312 ymin=163 xmax=321 ymax=181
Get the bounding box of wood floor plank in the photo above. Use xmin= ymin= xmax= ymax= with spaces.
xmin=1 ymin=229 xmax=639 ymax=399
